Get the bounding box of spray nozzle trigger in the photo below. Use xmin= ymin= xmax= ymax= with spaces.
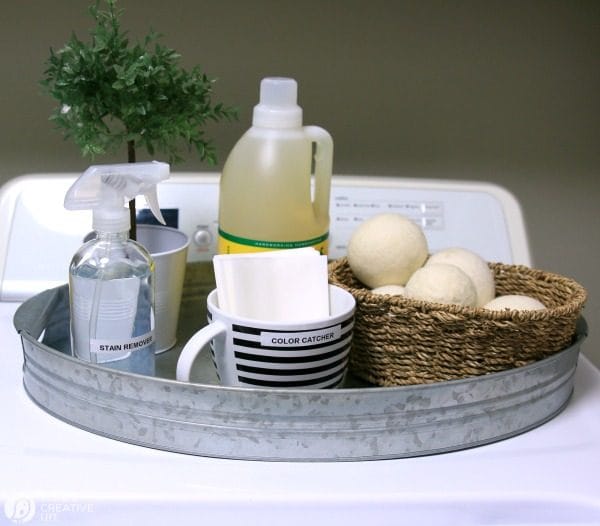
xmin=99 ymin=173 xmax=165 ymax=225
xmin=65 ymin=161 xmax=170 ymax=234
xmin=143 ymin=186 xmax=165 ymax=225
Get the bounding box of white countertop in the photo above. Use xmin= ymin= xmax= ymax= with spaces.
xmin=1 ymin=300 xmax=600 ymax=525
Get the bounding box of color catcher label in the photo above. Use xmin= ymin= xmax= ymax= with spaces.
xmin=261 ymin=325 xmax=342 ymax=347
xmin=218 ymin=228 xmax=329 ymax=255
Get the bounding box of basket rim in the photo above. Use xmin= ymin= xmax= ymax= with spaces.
xmin=328 ymin=257 xmax=587 ymax=322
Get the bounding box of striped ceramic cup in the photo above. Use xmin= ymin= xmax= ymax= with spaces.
xmin=176 ymin=285 xmax=355 ymax=389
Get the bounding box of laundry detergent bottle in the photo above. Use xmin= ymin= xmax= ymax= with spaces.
xmin=64 ymin=161 xmax=169 ymax=375
xmin=218 ymin=77 xmax=333 ymax=255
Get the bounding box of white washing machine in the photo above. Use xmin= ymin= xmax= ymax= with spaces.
xmin=0 ymin=174 xmax=598 ymax=525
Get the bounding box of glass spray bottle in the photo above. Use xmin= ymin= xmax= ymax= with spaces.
xmin=64 ymin=161 xmax=169 ymax=375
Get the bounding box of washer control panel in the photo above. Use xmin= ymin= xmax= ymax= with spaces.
xmin=0 ymin=173 xmax=530 ymax=301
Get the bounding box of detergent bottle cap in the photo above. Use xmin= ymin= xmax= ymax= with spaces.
xmin=252 ymin=77 xmax=303 ymax=129
xmin=64 ymin=161 xmax=169 ymax=234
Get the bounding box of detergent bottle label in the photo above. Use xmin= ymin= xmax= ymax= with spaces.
xmin=217 ymin=228 xmax=328 ymax=255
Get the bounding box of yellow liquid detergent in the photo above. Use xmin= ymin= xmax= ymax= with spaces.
xmin=218 ymin=78 xmax=333 ymax=255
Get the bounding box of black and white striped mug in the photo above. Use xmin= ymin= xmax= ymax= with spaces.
xmin=176 ymin=285 xmax=355 ymax=388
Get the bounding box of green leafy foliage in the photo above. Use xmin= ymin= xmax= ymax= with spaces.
xmin=41 ymin=0 xmax=237 ymax=164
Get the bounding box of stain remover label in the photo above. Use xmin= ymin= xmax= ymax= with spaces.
xmin=91 ymin=331 xmax=154 ymax=362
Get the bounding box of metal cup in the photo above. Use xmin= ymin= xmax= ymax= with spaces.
xmin=137 ymin=224 xmax=190 ymax=353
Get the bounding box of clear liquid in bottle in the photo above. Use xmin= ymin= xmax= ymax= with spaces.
xmin=69 ymin=233 xmax=155 ymax=376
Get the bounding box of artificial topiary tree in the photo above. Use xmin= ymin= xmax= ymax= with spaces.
xmin=41 ymin=0 xmax=237 ymax=237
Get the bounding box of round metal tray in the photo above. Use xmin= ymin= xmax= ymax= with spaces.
xmin=13 ymin=263 xmax=587 ymax=461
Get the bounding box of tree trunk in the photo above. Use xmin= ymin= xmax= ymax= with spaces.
xmin=127 ymin=140 xmax=136 ymax=240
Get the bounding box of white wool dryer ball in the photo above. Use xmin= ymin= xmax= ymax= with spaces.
xmin=404 ymin=263 xmax=478 ymax=307
xmin=371 ymin=284 xmax=405 ymax=296
xmin=483 ymin=295 xmax=546 ymax=311
xmin=427 ymin=247 xmax=495 ymax=307
xmin=347 ymin=213 xmax=428 ymax=288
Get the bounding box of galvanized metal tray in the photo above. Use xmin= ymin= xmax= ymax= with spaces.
xmin=13 ymin=263 xmax=587 ymax=461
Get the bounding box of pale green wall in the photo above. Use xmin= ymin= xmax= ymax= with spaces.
xmin=1 ymin=1 xmax=599 ymax=364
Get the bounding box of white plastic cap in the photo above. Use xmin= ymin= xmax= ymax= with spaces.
xmin=252 ymin=77 xmax=303 ymax=128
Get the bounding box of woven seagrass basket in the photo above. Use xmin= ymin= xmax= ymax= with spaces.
xmin=328 ymin=257 xmax=587 ymax=386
